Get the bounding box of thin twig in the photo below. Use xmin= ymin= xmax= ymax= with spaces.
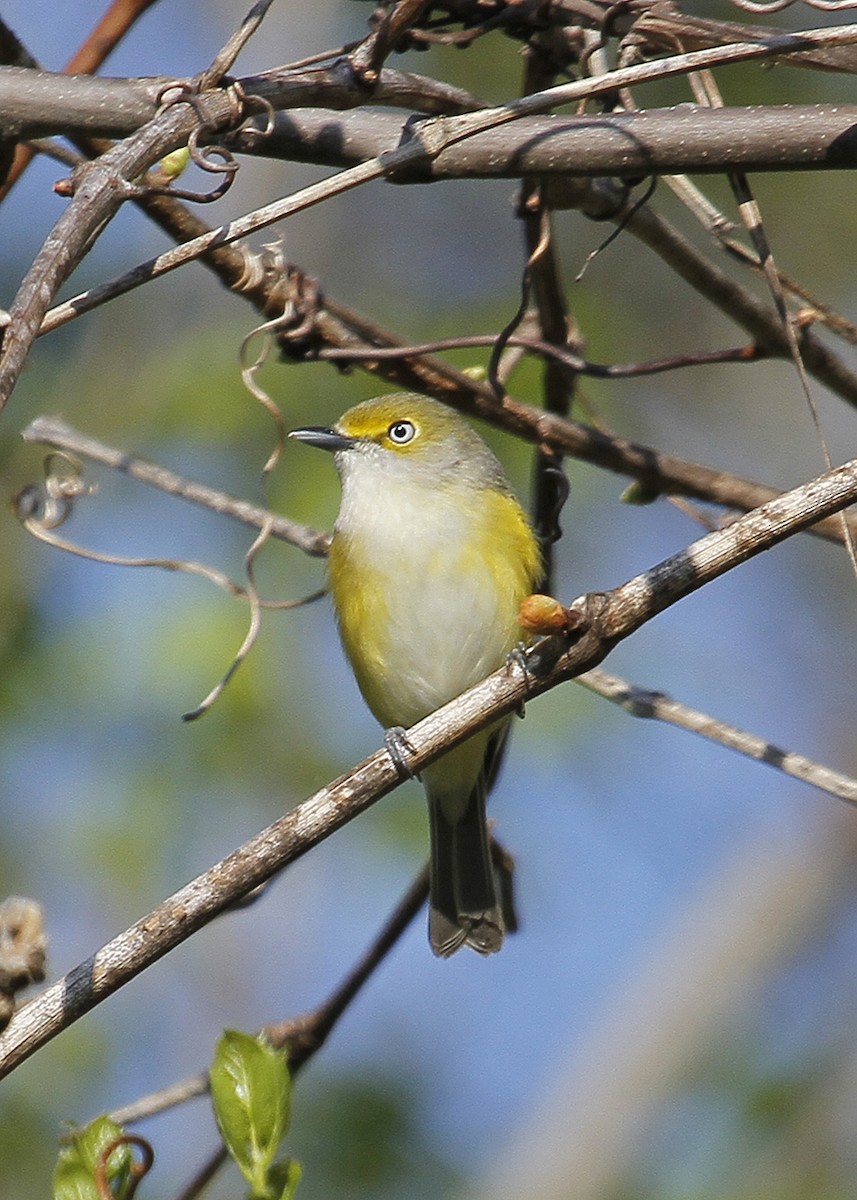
xmin=621 ymin=199 xmax=857 ymax=407
xmin=198 ymin=0 xmax=276 ymax=90
xmin=20 ymin=415 xmax=330 ymax=556
xmin=577 ymin=668 xmax=857 ymax=804
xmin=172 ymin=1146 xmax=228 ymax=1200
xmin=663 ymin=173 xmax=857 ymax=347
xmin=29 ymin=155 xmax=389 ymax=345
xmin=699 ymin=69 xmax=857 ymax=584
xmin=180 ymin=517 xmax=274 ymax=722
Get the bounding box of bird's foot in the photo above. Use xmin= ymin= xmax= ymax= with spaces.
xmin=384 ymin=726 xmax=419 ymax=780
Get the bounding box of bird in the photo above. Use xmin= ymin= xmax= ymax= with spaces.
xmin=290 ymin=394 xmax=541 ymax=956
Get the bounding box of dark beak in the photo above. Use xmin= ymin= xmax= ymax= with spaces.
xmin=289 ymin=426 xmax=356 ymax=452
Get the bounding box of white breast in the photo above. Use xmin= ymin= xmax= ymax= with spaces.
xmin=335 ymin=451 xmax=518 ymax=725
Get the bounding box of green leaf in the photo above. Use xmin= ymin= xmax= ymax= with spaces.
xmin=53 ymin=1116 xmax=132 ymax=1200
xmin=159 ymin=146 xmax=190 ymax=179
xmin=210 ymin=1030 xmax=292 ymax=1194
xmin=52 ymin=1159 xmax=99 ymax=1200
xmin=619 ymin=479 xmax=662 ymax=505
xmin=269 ymin=1157 xmax=302 ymax=1200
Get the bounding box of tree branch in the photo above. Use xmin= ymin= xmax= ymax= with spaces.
xmin=578 ymin=668 xmax=857 ymax=804
xmin=0 ymin=0 xmax=162 ymax=198
xmin=9 ymin=22 xmax=857 ymax=419
xmin=0 ymin=88 xmax=244 ymax=412
xmin=231 ymin=103 xmax=857 ymax=178
xmin=0 ymin=62 xmax=481 ymax=139
xmin=2 ymin=451 xmax=856 ymax=1079
xmin=20 ymin=415 xmax=330 ymax=556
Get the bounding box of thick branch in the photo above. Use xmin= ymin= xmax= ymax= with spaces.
xmin=2 ymin=452 xmax=856 ymax=1078
xmin=6 ymin=63 xmax=857 ymax=176
xmin=0 ymin=62 xmax=480 ymax=138
xmin=234 ymin=104 xmax=857 ymax=178
xmin=0 ymin=66 xmax=164 ymax=137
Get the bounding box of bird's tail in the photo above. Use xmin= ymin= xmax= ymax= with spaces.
xmin=426 ymin=747 xmax=505 ymax=958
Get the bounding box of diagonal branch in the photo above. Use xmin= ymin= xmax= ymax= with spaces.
xmin=578 ymin=668 xmax=857 ymax=804
xmin=2 ymin=450 xmax=856 ymax=1079
xmin=108 ymin=864 xmax=429 ymax=1126
xmin=0 ymin=89 xmax=241 ymax=412
xmin=20 ymin=415 xmax=330 ymax=556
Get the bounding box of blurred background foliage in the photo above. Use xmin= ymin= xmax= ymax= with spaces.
xmin=3 ymin=1 xmax=857 ymax=1197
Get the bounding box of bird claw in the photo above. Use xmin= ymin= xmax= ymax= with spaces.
xmin=505 ymin=642 xmax=531 ymax=714
xmin=384 ymin=726 xmax=419 ymax=779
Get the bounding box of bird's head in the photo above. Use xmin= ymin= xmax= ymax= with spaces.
xmin=290 ymin=394 xmax=507 ymax=490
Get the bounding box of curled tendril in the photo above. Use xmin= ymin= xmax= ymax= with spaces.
xmin=579 ymin=0 xmax=635 ymax=76
xmin=155 ymin=79 xmax=197 ymax=117
xmin=229 ymin=80 xmax=276 ymax=147
xmin=14 ymin=450 xmax=324 ymax=720
xmin=151 ymin=79 xmax=275 ymax=204
xmin=240 ymin=314 xmax=288 ymax=478
xmin=182 ymin=515 xmax=271 ymax=722
xmin=488 ymin=195 xmax=553 ymax=405
xmin=574 ymin=176 xmax=656 ymax=284
xmin=238 ymin=257 xmax=322 ymax=460
xmin=13 ymin=451 xmax=96 ymax=529
xmin=276 ymin=263 xmax=322 ymax=346
xmin=96 ymin=1135 xmax=154 ymax=1200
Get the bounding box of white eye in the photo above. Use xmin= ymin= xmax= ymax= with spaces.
xmin=387 ymin=420 xmax=416 ymax=445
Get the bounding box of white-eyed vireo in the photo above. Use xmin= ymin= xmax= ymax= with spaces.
xmin=291 ymin=394 xmax=540 ymax=956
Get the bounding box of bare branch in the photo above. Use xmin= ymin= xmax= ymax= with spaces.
xmin=0 ymin=88 xmax=245 ymax=413
xmin=317 ymin=334 xmax=764 ymax=379
xmin=0 ymin=67 xmax=166 ymax=139
xmin=198 ymin=0 xmax=276 ymax=90
xmin=25 ymin=157 xmax=386 ymax=360
xmin=663 ymin=173 xmax=857 ymax=347
xmin=625 ymin=2 xmax=857 ymax=71
xmin=578 ymin=668 xmax=857 ymax=805
xmin=0 ymin=0 xmax=161 ymax=198
xmin=0 ymin=61 xmax=481 ymax=139
xmin=34 ymin=113 xmax=857 ymax=418
xmin=234 ymin=103 xmax=857 ymax=179
xmin=2 ymin=452 xmax=857 ymax=1078
xmin=622 ymin=200 xmax=857 ymax=406
xmin=291 ymin=296 xmax=857 ymax=546
xmin=19 ymin=415 xmax=330 ymax=556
